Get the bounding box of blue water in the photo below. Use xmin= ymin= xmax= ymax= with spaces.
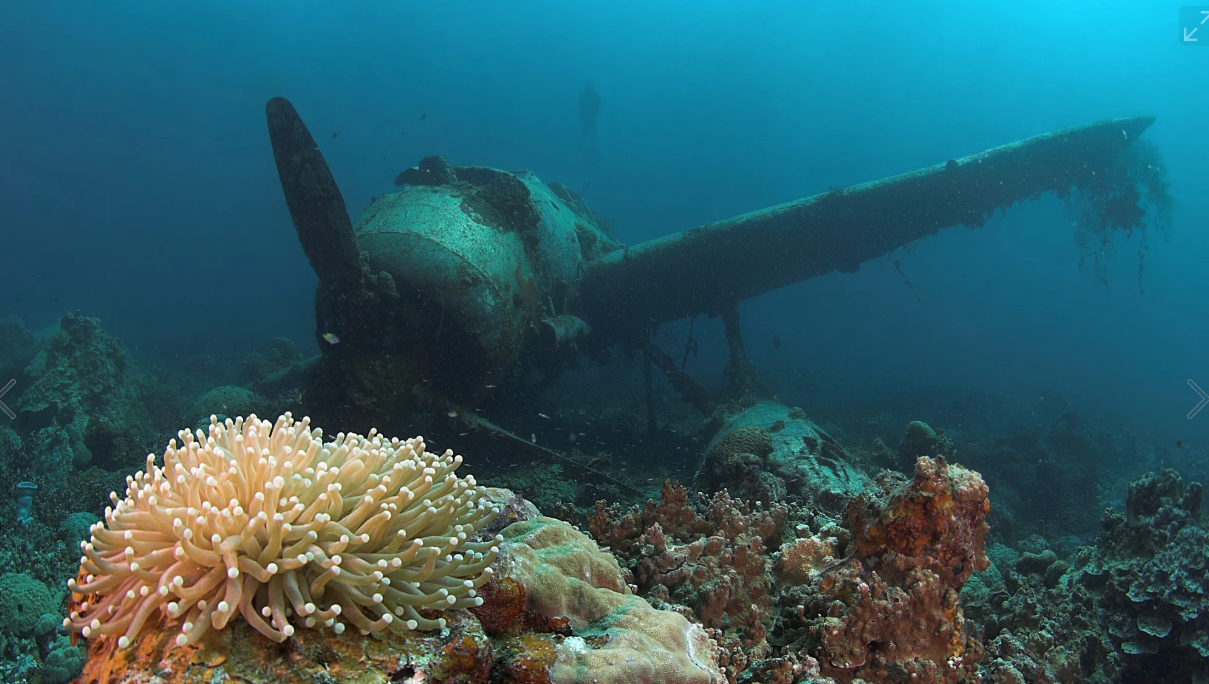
xmin=1 ymin=0 xmax=1205 ymax=443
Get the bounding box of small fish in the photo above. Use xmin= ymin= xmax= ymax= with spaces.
xmin=420 ymin=114 xmax=427 ymax=120
xmin=332 ymin=132 xmax=339 ymax=138
xmin=50 ymin=295 xmax=58 ymax=302
xmin=459 ymin=432 xmax=469 ymax=436
xmin=484 ymin=384 xmax=496 ymax=388
xmin=37 ymin=272 xmax=44 ymax=278
xmin=446 ymin=410 xmax=458 ymax=418
xmin=322 ymin=332 xmax=340 ymax=345
xmin=530 ymin=433 xmax=537 ymax=443
xmin=773 ymin=334 xmax=781 ymax=349
xmin=1176 ymin=440 xmax=1187 ymax=449
xmin=400 ymin=129 xmax=405 ymax=135
xmin=568 ymin=432 xmax=576 ymax=443
xmin=538 ymin=413 xmax=551 ymax=420
xmin=11 ymin=297 xmax=18 ymax=303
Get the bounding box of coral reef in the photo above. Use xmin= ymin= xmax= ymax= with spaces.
xmin=0 ymin=572 xmax=58 ymax=639
xmin=589 ymin=480 xmax=786 ymax=658
xmin=1081 ymin=469 xmax=1207 ymax=678
xmin=15 ymin=312 xmax=156 ymax=475
xmin=72 ymin=494 xmax=722 ymax=684
xmin=964 ymin=469 xmax=1208 ymax=684
xmin=76 ymin=602 xmax=495 ymax=684
xmin=774 ymin=457 xmax=989 ymax=684
xmin=589 ymin=457 xmax=991 ymax=684
xmin=0 ymin=572 xmax=82 ymax=684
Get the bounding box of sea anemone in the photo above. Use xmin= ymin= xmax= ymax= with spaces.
xmin=66 ymin=413 xmax=500 ymax=648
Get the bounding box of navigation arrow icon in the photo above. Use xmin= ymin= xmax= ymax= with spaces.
xmin=1189 ymin=379 xmax=1209 ymax=418
xmin=1186 ymin=27 xmax=1199 ymax=42
xmin=0 ymin=379 xmax=13 ymax=420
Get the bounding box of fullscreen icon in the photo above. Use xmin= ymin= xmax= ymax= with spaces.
xmin=1181 ymin=7 xmax=1209 ymax=45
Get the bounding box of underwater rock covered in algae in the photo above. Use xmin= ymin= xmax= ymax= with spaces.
xmin=69 ymin=414 xmax=722 ymax=684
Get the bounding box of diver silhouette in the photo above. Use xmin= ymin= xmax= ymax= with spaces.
xmin=578 ymin=82 xmax=601 ymax=166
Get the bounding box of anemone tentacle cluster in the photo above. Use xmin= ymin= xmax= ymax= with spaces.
xmin=66 ymin=413 xmax=500 ymax=648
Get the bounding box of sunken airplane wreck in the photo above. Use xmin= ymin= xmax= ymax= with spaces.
xmin=264 ymin=96 xmax=1159 ymax=495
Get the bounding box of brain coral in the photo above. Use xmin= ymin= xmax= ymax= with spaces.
xmin=708 ymin=426 xmax=773 ymax=462
xmin=66 ymin=413 xmax=500 ymax=649
xmin=0 ymin=572 xmax=58 ymax=638
xmin=501 ymin=516 xmax=724 ymax=684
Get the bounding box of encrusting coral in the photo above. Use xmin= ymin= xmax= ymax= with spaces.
xmin=65 ymin=413 xmax=501 ymax=649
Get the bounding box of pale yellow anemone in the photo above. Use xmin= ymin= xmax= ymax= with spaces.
xmin=66 ymin=413 xmax=500 ymax=648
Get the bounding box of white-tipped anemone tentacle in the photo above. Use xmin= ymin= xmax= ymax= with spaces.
xmin=66 ymin=413 xmax=501 ymax=648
